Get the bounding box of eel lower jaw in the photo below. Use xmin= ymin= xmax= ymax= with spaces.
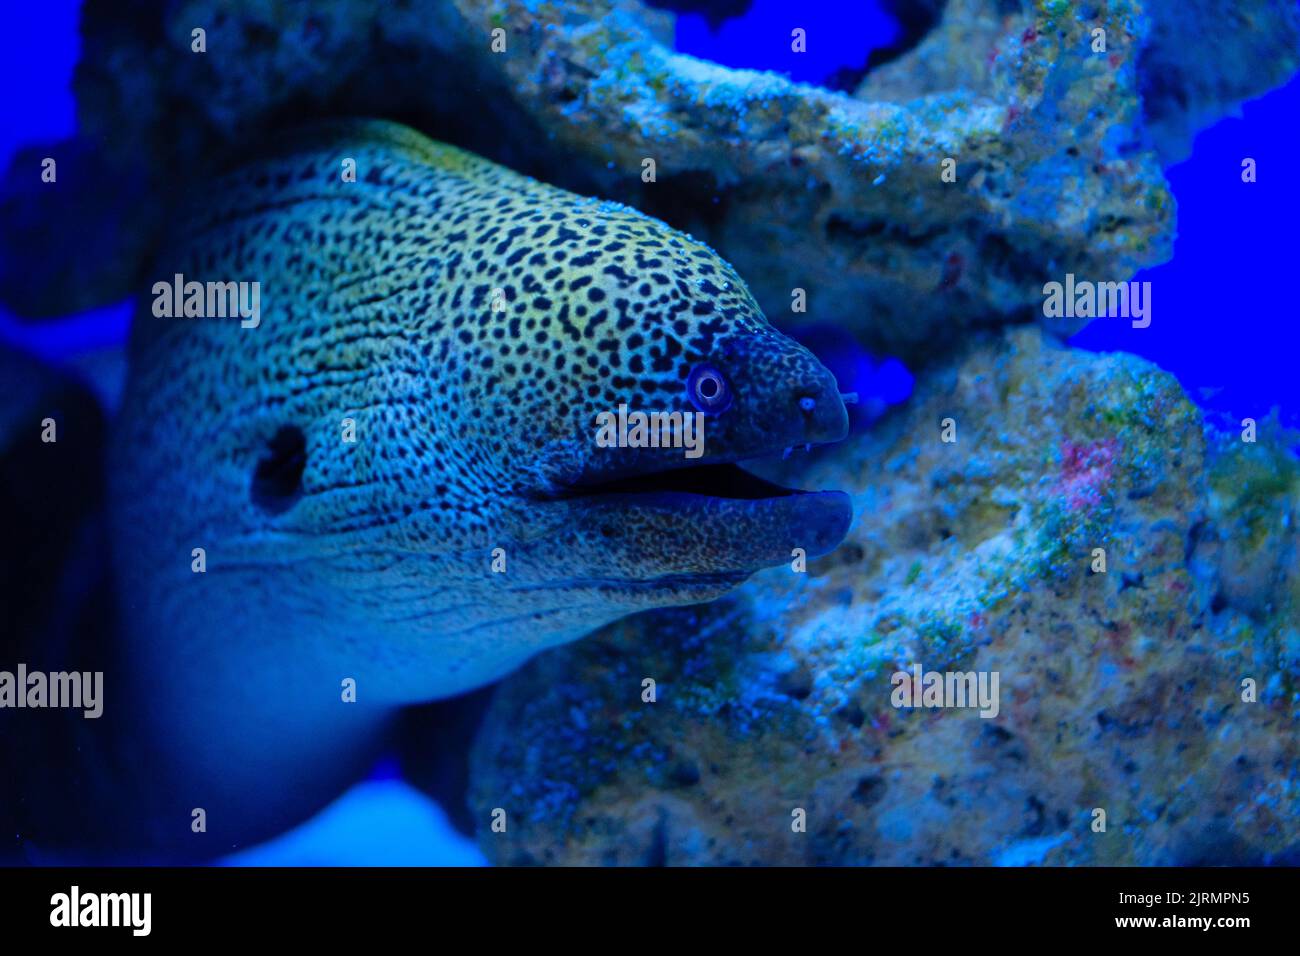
xmin=550 ymin=459 xmax=854 ymax=567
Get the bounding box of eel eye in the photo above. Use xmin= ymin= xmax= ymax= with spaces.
xmin=686 ymin=364 xmax=732 ymax=414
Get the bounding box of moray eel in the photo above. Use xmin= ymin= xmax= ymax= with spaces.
xmin=73 ymin=119 xmax=851 ymax=856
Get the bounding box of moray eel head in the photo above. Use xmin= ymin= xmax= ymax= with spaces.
xmin=494 ymin=206 xmax=853 ymax=609
xmin=111 ymin=122 xmax=853 ymax=696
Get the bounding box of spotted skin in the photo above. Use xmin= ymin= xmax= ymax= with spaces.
xmin=113 ymin=119 xmax=849 ymax=706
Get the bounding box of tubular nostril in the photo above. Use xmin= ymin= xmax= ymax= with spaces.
xmin=799 ymin=379 xmax=849 ymax=444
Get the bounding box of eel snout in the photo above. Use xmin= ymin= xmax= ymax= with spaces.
xmin=542 ymin=375 xmax=854 ymax=580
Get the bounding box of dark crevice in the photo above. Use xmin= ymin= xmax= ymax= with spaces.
xmin=645 ymin=809 xmax=670 ymax=866
xmin=826 ymin=214 xmax=946 ymax=249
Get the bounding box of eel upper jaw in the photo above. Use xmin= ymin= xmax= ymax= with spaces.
xmin=554 ymin=383 xmax=850 ymax=501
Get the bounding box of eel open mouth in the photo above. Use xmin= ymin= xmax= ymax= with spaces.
xmin=536 ymin=380 xmax=854 ymax=569
xmin=568 ymin=461 xmax=797 ymax=501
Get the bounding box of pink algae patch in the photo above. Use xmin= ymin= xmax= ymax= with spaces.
xmin=1057 ymin=438 xmax=1118 ymax=510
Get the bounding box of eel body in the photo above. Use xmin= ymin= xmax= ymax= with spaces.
xmin=21 ymin=120 xmax=852 ymax=858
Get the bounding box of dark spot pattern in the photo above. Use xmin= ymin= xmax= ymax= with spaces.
xmin=112 ymin=120 xmax=845 ymax=697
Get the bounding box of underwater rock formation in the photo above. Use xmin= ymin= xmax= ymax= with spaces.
xmin=3 ymin=0 xmax=1262 ymax=357
xmin=860 ymin=0 xmax=1300 ymax=165
xmin=1137 ymin=0 xmax=1300 ymax=163
xmin=471 ymin=0 xmax=1176 ymax=357
xmin=467 ymin=327 xmax=1300 ymax=865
